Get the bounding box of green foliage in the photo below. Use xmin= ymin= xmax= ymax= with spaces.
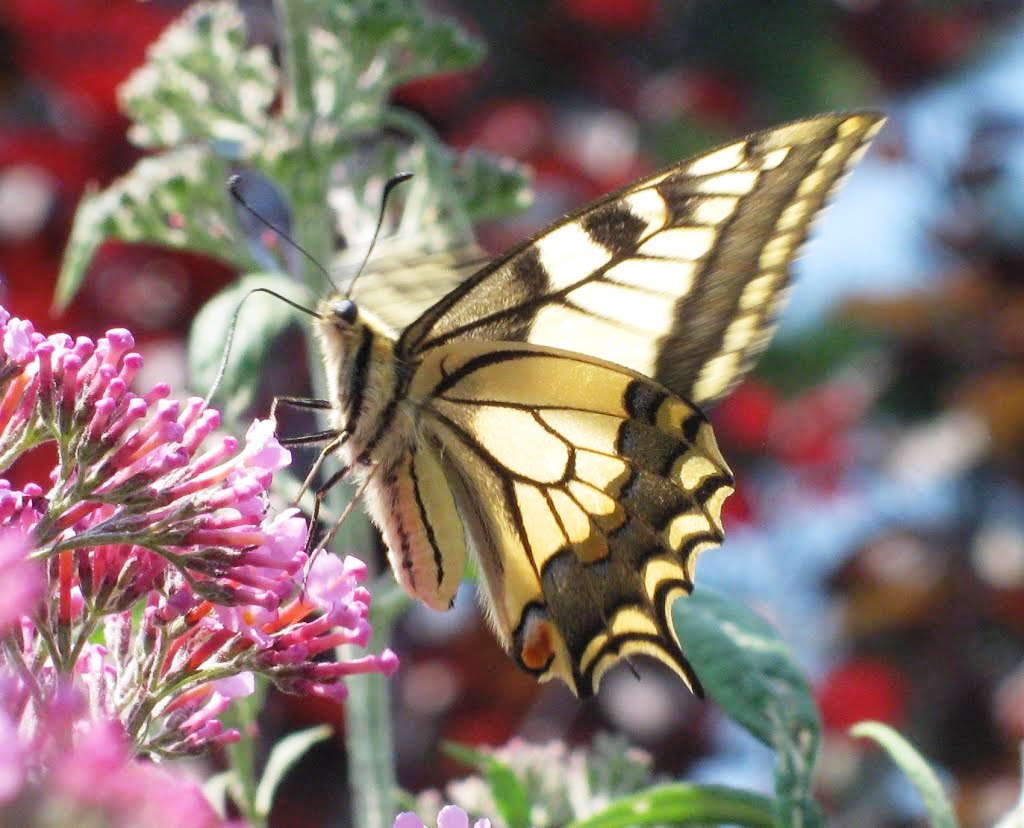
xmin=56 ymin=0 xmax=529 ymax=322
xmin=320 ymin=0 xmax=483 ymax=98
xmin=441 ymin=739 xmax=777 ymax=828
xmin=674 ymin=589 xmax=825 ymax=827
xmin=254 ymin=725 xmax=334 ymax=819
xmin=850 ymin=721 xmax=957 ymax=828
xmin=56 ymin=149 xmax=250 ymax=311
xmin=444 ymin=743 xmax=533 ymax=828
xmin=119 ymin=3 xmax=277 ymax=153
xmin=429 ymin=733 xmax=662 ymax=827
xmin=454 ymin=150 xmax=534 ymax=221
xmin=567 ymin=784 xmax=775 ymax=828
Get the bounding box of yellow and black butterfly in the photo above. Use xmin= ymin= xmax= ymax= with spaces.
xmin=282 ymin=112 xmax=884 ymax=697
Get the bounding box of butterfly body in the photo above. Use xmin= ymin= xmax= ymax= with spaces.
xmin=309 ymin=113 xmax=885 ymax=697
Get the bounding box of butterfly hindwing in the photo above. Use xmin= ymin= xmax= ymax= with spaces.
xmin=399 ymin=112 xmax=884 ymax=406
xmin=360 ymin=437 xmax=468 ymax=613
xmin=407 ymin=341 xmax=734 ymax=695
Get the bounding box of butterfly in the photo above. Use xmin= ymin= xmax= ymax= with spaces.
xmin=281 ymin=112 xmax=884 ymax=697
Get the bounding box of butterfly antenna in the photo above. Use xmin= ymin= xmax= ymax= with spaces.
xmin=228 ymin=175 xmax=339 ymax=294
xmin=345 ymin=171 xmax=415 ymax=299
xmin=205 ymin=287 xmax=322 ymax=408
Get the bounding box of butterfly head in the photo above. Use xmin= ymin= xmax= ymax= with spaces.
xmin=314 ymin=294 xmax=397 ymax=421
xmin=316 ymin=295 xmax=362 ymax=339
xmin=315 ymin=295 xmax=368 ymax=366
xmin=329 ymin=298 xmax=359 ymax=326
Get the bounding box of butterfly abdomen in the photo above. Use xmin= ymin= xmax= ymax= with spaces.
xmin=316 ymin=301 xmax=470 ymax=611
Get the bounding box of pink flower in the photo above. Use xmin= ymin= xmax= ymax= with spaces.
xmin=0 ymin=526 xmax=42 ymax=632
xmin=0 ymin=319 xmax=307 ymax=613
xmin=0 ymin=716 xmax=235 ymax=827
xmin=394 ymin=805 xmax=492 ymax=828
xmin=0 ymin=305 xmax=396 ymax=759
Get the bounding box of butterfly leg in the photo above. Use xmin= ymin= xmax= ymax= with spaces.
xmin=295 ymin=432 xmax=350 ymax=512
xmin=313 ymin=469 xmax=378 ymax=554
xmin=271 ymin=396 xmax=337 ymax=450
xmin=300 ymin=466 xmax=378 ymax=591
xmin=269 ymin=394 xmax=351 ymax=502
xmin=269 ymin=395 xmax=332 ymax=421
xmin=305 ymin=464 xmax=383 ymax=563
xmin=305 ymin=463 xmax=350 ymax=553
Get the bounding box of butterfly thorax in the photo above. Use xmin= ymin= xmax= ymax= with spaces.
xmin=314 ymin=298 xmax=415 ymax=473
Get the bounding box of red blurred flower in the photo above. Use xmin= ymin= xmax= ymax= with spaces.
xmin=817 ymin=658 xmax=909 ymax=732
xmin=559 ymin=0 xmax=659 ymax=33
xmin=4 ymin=0 xmax=177 ymax=122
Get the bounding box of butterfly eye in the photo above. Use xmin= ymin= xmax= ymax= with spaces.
xmin=332 ymin=299 xmax=358 ymax=324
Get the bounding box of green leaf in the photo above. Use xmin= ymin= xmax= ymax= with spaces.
xmin=850 ymin=721 xmax=957 ymax=828
xmin=323 ymin=0 xmax=484 ymax=91
xmin=443 ymin=742 xmax=532 ymax=828
xmin=674 ymin=589 xmax=824 ymax=827
xmin=391 ymin=4 xmax=485 ymax=83
xmin=567 ymin=783 xmax=775 ymax=828
xmin=254 ymin=724 xmax=334 ymax=818
xmin=188 ymin=272 xmax=310 ymax=418
xmin=277 ymin=1 xmax=486 ymax=125
xmin=55 ymin=147 xmax=252 ymax=311
xmin=119 ymin=1 xmax=276 ymax=153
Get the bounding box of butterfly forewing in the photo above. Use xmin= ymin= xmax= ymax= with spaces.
xmin=345 ymin=242 xmax=488 ymax=334
xmin=399 ymin=112 xmax=884 ymax=407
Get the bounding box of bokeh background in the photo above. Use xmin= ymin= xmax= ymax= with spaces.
xmin=4 ymin=1 xmax=1024 ymax=826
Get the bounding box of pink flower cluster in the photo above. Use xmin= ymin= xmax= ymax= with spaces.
xmin=0 ymin=715 xmax=233 ymax=828
xmin=395 ymin=805 xmax=491 ymax=828
xmin=0 ymin=305 xmax=397 ymax=818
xmin=0 ymin=312 xmax=308 ymax=612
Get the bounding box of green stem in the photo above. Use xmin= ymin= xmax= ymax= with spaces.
xmin=274 ymin=5 xmax=406 ymax=825
xmin=66 ymin=611 xmax=100 ymax=670
xmin=274 ymin=0 xmax=332 ymax=294
xmin=4 ymin=635 xmax=43 ymax=713
xmin=339 ymin=591 xmax=404 ymax=828
xmin=226 ymin=687 xmax=265 ymax=826
xmin=275 ymin=0 xmax=316 ymax=120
